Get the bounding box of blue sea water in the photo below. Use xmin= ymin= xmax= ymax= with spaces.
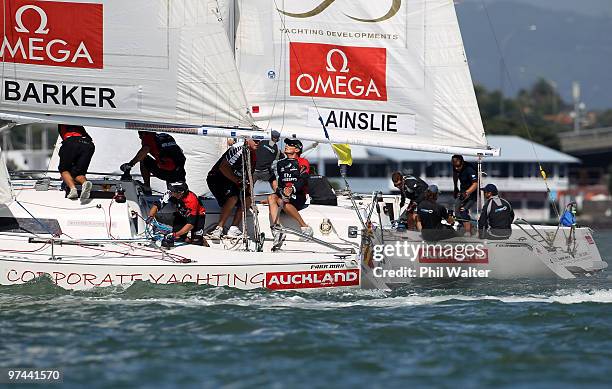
xmin=1 ymin=232 xmax=611 ymax=388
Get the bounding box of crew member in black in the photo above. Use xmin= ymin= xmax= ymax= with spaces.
xmin=57 ymin=124 xmax=95 ymax=201
xmin=478 ymin=184 xmax=514 ymax=240
xmin=268 ymin=138 xmax=313 ymax=237
xmin=452 ymin=155 xmax=478 ymax=236
xmin=147 ymin=181 xmax=206 ymax=245
xmin=121 ymin=131 xmax=186 ymax=194
xmin=416 ymin=185 xmax=456 ymax=241
xmin=253 ymin=130 xmax=282 ymax=186
xmin=391 ymin=171 xmax=428 ymax=228
xmin=207 ymin=138 xmax=259 ymax=238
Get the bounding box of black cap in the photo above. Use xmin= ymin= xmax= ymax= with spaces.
xmin=167 ymin=181 xmax=188 ymax=193
xmin=284 ymin=138 xmax=303 ymax=151
xmin=482 ymin=183 xmax=498 ymax=194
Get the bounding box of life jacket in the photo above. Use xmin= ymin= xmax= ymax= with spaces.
xmin=275 ymin=157 xmax=309 ymax=194
xmin=484 ymin=196 xmax=514 ymax=229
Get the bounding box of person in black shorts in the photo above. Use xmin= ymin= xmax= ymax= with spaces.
xmin=121 ymin=131 xmax=186 ymax=194
xmin=452 ymin=155 xmax=478 ymax=236
xmin=206 ymin=138 xmax=259 ymax=238
xmin=57 ymin=124 xmax=95 ymax=201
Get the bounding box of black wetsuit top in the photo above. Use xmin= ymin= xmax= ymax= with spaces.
xmin=417 ymin=199 xmax=455 ymax=241
xmin=399 ymin=175 xmax=428 ymax=207
xmin=255 ymin=141 xmax=281 ymax=171
xmin=454 ymin=163 xmax=478 ymax=201
xmin=417 ymin=199 xmax=448 ymax=230
xmin=478 ymin=196 xmax=514 ymax=238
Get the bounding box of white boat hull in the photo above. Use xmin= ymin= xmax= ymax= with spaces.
xmin=361 ymin=226 xmax=607 ymax=289
xmin=0 ymin=241 xmax=360 ymax=291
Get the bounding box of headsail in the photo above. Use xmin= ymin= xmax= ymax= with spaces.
xmin=0 ymin=0 xmax=253 ymax=130
xmin=236 ymin=0 xmax=498 ymax=156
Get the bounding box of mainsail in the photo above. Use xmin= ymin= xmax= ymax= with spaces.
xmin=0 ymin=144 xmax=12 ymax=203
xmin=0 ymin=0 xmax=252 ymax=130
xmin=236 ymin=0 xmax=498 ymax=156
xmin=47 ymin=126 xmax=225 ymax=194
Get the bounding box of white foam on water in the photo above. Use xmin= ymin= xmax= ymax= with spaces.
xmin=69 ymin=288 xmax=612 ymax=310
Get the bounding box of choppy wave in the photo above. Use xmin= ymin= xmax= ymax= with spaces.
xmin=1 ymin=275 xmax=610 ymax=309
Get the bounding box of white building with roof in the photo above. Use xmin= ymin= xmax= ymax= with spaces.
xmin=304 ymin=135 xmax=579 ymax=222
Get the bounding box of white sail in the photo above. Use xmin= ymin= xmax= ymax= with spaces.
xmin=0 ymin=145 xmax=12 ymax=203
xmin=0 ymin=0 xmax=252 ymax=130
xmin=236 ymin=0 xmax=497 ymax=156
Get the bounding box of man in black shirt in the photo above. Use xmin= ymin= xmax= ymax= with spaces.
xmin=416 ymin=185 xmax=456 ymax=241
xmin=392 ymin=171 xmax=428 ymax=228
xmin=253 ymin=130 xmax=282 ymax=186
xmin=206 ymin=139 xmax=259 ymax=238
xmin=478 ymin=184 xmax=514 ymax=239
xmin=452 ymin=155 xmax=478 ymax=236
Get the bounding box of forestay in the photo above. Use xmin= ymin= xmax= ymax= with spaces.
xmin=236 ymin=0 xmax=497 ymax=155
xmin=0 ymin=0 xmax=253 ymax=130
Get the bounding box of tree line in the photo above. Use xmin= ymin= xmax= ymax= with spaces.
xmin=476 ymin=78 xmax=612 ymax=150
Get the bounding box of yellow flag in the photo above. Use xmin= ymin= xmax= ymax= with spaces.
xmin=332 ymin=144 xmax=353 ymax=166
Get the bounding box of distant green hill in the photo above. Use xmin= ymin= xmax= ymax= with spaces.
xmin=457 ymin=0 xmax=612 ymax=109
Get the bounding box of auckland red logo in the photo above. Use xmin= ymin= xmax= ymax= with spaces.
xmin=290 ymin=42 xmax=387 ymax=101
xmin=266 ymin=269 xmax=360 ymax=290
xmin=0 ymin=0 xmax=103 ymax=68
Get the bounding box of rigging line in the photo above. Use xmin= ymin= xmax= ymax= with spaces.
xmin=244 ymin=142 xmax=262 ymax=249
xmin=262 ymin=10 xmax=285 ymax=133
xmin=14 ymin=200 xmax=55 ymax=237
xmin=479 ymin=0 xmax=566 ymax=230
xmin=16 ymin=200 xmax=101 ymax=211
xmin=240 ymin=142 xmax=249 ymax=248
